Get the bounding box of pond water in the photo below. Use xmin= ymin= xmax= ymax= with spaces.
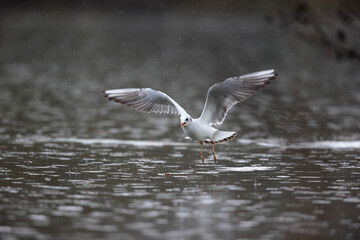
xmin=1 ymin=8 xmax=360 ymax=240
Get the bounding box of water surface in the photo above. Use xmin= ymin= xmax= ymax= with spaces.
xmin=1 ymin=8 xmax=360 ymax=240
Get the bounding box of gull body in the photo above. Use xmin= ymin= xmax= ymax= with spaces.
xmin=182 ymin=118 xmax=235 ymax=143
xmin=181 ymin=118 xmax=236 ymax=162
xmin=103 ymin=69 xmax=277 ymax=163
xmin=182 ymin=119 xmax=217 ymax=141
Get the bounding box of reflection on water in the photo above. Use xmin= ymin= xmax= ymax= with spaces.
xmin=1 ymin=136 xmax=360 ymax=240
xmin=1 ymin=7 xmax=360 ymax=240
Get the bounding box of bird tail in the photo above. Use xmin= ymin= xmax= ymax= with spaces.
xmin=205 ymin=131 xmax=237 ymax=144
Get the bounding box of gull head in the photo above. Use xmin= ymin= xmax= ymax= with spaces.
xmin=180 ymin=115 xmax=192 ymax=128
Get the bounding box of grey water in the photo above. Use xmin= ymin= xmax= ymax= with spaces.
xmin=1 ymin=7 xmax=360 ymax=240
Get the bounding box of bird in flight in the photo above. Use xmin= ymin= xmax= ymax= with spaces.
xmin=103 ymin=69 xmax=276 ymax=163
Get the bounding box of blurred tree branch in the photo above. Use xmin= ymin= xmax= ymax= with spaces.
xmin=270 ymin=0 xmax=360 ymax=61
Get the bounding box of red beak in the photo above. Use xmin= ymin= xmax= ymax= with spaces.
xmin=181 ymin=122 xmax=185 ymax=128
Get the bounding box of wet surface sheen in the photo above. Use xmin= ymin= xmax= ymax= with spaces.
xmin=1 ymin=137 xmax=360 ymax=240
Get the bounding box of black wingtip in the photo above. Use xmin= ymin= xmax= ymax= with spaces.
xmin=102 ymin=90 xmax=110 ymax=98
xmin=269 ymin=69 xmax=278 ymax=81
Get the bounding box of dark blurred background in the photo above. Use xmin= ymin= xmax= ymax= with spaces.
xmin=0 ymin=0 xmax=359 ymax=143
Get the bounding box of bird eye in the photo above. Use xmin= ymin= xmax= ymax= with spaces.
xmin=185 ymin=118 xmax=188 ymax=121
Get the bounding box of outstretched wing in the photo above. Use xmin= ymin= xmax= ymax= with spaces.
xmin=199 ymin=69 xmax=277 ymax=125
xmin=103 ymin=88 xmax=188 ymax=116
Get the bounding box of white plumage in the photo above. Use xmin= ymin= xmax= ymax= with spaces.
xmin=103 ymin=69 xmax=277 ymax=163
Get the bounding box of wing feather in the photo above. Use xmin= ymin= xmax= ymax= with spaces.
xmin=199 ymin=69 xmax=277 ymax=125
xmin=103 ymin=88 xmax=187 ymax=116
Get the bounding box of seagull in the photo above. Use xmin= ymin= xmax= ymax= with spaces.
xmin=103 ymin=69 xmax=277 ymax=163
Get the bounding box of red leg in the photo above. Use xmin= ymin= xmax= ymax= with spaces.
xmin=212 ymin=142 xmax=217 ymax=163
xmin=200 ymin=141 xmax=205 ymax=164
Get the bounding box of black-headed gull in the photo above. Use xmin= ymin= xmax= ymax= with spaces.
xmin=103 ymin=69 xmax=277 ymax=163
